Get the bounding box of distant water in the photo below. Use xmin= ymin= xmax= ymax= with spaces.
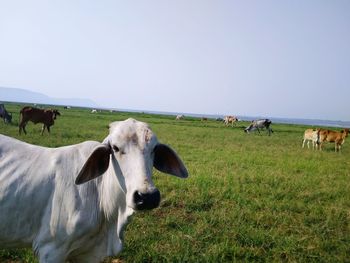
xmin=110 ymin=108 xmax=350 ymax=128
xmin=264 ymin=117 xmax=350 ymax=128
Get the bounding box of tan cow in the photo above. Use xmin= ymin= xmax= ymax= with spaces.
xmin=224 ymin=115 xmax=238 ymax=126
xmin=302 ymin=128 xmax=320 ymax=149
xmin=318 ymin=128 xmax=349 ymax=152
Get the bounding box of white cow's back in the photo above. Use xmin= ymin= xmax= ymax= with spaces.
xmin=0 ymin=135 xmax=101 ymax=248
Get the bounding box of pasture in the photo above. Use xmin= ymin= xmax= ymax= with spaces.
xmin=0 ymin=103 xmax=349 ymax=262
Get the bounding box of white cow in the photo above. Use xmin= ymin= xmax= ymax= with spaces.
xmin=244 ymin=119 xmax=273 ymax=136
xmin=175 ymin=114 xmax=184 ymax=120
xmin=0 ymin=118 xmax=188 ymax=263
xmin=302 ymin=128 xmax=320 ymax=149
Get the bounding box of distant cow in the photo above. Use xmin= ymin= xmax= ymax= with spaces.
xmin=19 ymin=106 xmax=60 ymax=135
xmin=317 ymin=128 xmax=349 ymax=152
xmin=224 ymin=115 xmax=238 ymax=126
xmin=0 ymin=104 xmax=12 ymax=123
xmin=302 ymin=128 xmax=320 ymax=149
xmin=176 ymin=114 xmax=184 ymax=120
xmin=91 ymin=109 xmax=97 ymax=113
xmin=244 ymin=119 xmax=273 ymax=135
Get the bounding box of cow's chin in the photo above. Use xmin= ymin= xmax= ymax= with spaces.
xmin=128 ymin=189 xmax=161 ymax=211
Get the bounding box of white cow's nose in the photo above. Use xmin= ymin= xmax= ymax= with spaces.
xmin=133 ymin=189 xmax=161 ymax=210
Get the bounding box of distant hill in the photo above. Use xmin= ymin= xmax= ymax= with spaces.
xmin=0 ymin=87 xmax=99 ymax=108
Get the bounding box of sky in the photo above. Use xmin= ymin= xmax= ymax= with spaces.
xmin=0 ymin=1 xmax=349 ymax=121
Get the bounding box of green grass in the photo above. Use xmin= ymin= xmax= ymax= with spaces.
xmin=1 ymin=103 xmax=349 ymax=262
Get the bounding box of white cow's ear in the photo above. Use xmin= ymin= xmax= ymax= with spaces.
xmin=75 ymin=144 xmax=111 ymax=185
xmin=153 ymin=144 xmax=188 ymax=178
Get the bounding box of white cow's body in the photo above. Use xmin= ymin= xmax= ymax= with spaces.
xmin=0 ymin=118 xmax=188 ymax=262
xmin=302 ymin=128 xmax=319 ymax=149
xmin=175 ymin=114 xmax=184 ymax=120
xmin=0 ymin=138 xmax=120 ymax=261
xmin=244 ymin=119 xmax=273 ymax=136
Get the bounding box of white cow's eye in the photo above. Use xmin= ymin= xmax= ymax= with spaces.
xmin=112 ymin=146 xmax=120 ymax=152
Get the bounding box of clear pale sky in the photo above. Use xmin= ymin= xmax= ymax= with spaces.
xmin=1 ymin=1 xmax=349 ymax=121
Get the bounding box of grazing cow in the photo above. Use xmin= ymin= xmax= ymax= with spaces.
xmin=0 ymin=104 xmax=12 ymax=123
xmin=91 ymin=109 xmax=97 ymax=113
xmin=302 ymin=128 xmax=320 ymax=149
xmin=19 ymin=106 xmax=60 ymax=135
xmin=0 ymin=118 xmax=188 ymax=262
xmin=201 ymin=117 xmax=208 ymax=121
xmin=224 ymin=115 xmax=238 ymax=126
xmin=176 ymin=114 xmax=184 ymax=120
xmin=317 ymin=128 xmax=349 ymax=152
xmin=244 ymin=119 xmax=273 ymax=135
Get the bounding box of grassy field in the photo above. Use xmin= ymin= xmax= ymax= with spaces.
xmin=0 ymin=103 xmax=349 ymax=262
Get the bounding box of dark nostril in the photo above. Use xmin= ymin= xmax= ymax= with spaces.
xmin=133 ymin=189 xmax=161 ymax=210
xmin=134 ymin=191 xmax=144 ymax=206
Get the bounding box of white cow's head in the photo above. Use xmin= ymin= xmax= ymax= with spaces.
xmin=75 ymin=118 xmax=188 ymax=211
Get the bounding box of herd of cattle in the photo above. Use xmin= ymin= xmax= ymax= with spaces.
xmin=177 ymin=114 xmax=274 ymax=136
xmin=3 ymin=105 xmax=274 ymax=137
xmin=2 ymin=104 xmax=349 ymax=150
xmin=176 ymin=114 xmax=349 ymax=150
xmin=0 ymin=103 xmax=349 ymax=262
xmin=1 ymin=104 xmax=349 ymax=151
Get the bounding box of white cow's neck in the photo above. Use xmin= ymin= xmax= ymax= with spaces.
xmin=98 ymin=154 xmax=135 ymax=253
xmin=99 ymin=153 xmax=134 ymax=222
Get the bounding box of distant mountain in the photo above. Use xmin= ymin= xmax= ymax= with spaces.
xmin=0 ymin=87 xmax=99 ymax=108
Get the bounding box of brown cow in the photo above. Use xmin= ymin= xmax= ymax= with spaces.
xmin=317 ymin=128 xmax=349 ymax=152
xmin=19 ymin=106 xmax=61 ymax=135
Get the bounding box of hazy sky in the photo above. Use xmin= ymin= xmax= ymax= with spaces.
xmin=1 ymin=1 xmax=349 ymax=121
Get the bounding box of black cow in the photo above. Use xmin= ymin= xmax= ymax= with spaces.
xmin=0 ymin=104 xmax=12 ymax=123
